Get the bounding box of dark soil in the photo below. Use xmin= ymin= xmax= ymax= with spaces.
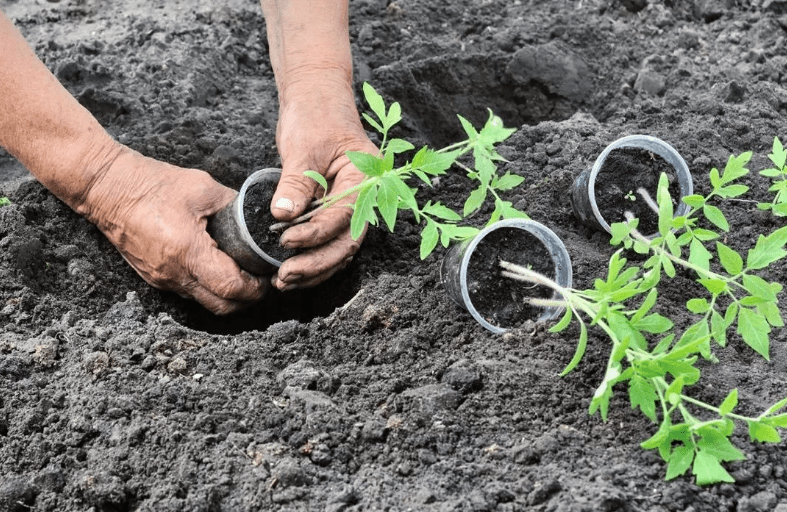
xmin=595 ymin=147 xmax=681 ymax=235
xmin=243 ymin=181 xmax=299 ymax=263
xmin=2 ymin=1 xmax=787 ymax=511
xmin=466 ymin=227 xmax=555 ymax=330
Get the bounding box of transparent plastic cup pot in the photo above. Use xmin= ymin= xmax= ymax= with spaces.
xmin=439 ymin=218 xmax=573 ymax=334
xmin=207 ymin=168 xmax=284 ymax=275
xmin=570 ymin=134 xmax=693 ymax=235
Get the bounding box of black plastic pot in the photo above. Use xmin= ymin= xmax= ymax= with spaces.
xmin=207 ymin=168 xmax=286 ymax=275
xmin=440 ymin=219 xmax=573 ymax=334
xmin=570 ymin=134 xmax=693 ymax=235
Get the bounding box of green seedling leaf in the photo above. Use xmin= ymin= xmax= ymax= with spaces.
xmin=630 ymin=375 xmax=658 ymax=423
xmin=698 ymin=278 xmax=727 ymax=295
xmin=631 ymin=288 xmax=658 ymax=323
xmin=748 ymin=420 xmax=782 ymax=443
xmin=495 ymin=172 xmax=525 ymax=191
xmin=633 ymin=313 xmax=673 ymax=334
xmin=657 ymin=173 xmax=674 ymax=236
xmin=719 ymin=151 xmax=751 ymax=185
xmin=692 ymin=450 xmax=735 ymax=485
xmin=463 ymin=185 xmax=487 ymax=216
xmin=303 ymin=170 xmax=329 ymax=194
xmin=703 ymin=204 xmax=729 ymax=231
xmin=710 ymin=309 xmax=727 ymax=347
xmin=716 ymin=184 xmax=749 ymax=198
xmin=376 ymin=176 xmax=401 ymax=232
xmin=419 ymin=220 xmax=439 ymax=260
xmin=764 ymin=396 xmax=787 ymax=416
xmin=457 ymin=115 xmax=479 ymax=140
xmin=737 ymin=307 xmax=770 ymax=359
xmin=363 ymin=82 xmax=387 ymax=125
xmin=666 ymin=444 xmax=694 ymax=481
xmin=422 ymin=201 xmax=462 ymax=222
xmin=769 ymin=136 xmax=786 ymax=168
xmin=561 ymin=321 xmax=588 ymax=376
xmin=719 ymin=389 xmax=738 ymax=416
xmin=362 ymin=113 xmax=384 ymax=134
xmin=716 ymin=242 xmax=743 ymax=275
xmin=688 ymin=238 xmax=711 ymax=271
xmin=682 ymin=194 xmax=706 ymax=208
xmin=746 ymin=226 xmax=787 ymax=270
xmin=697 ymin=427 xmax=745 ymax=462
xmin=347 ymin=151 xmax=389 ymax=177
xmin=479 ymin=110 xmax=516 ymax=145
xmin=759 ymin=300 xmax=784 ymax=328
xmin=692 ymin=228 xmax=720 ymax=242
xmin=0 ymin=197 xmax=11 ymax=207
xmin=742 ymin=274 xmax=777 ymax=301
xmin=686 ymin=298 xmax=709 ymax=314
xmin=551 ymin=307 xmax=573 ymax=333
xmin=351 ymin=184 xmax=378 ymax=240
xmin=768 ymin=413 xmax=787 ymax=428
xmin=386 ymin=138 xmax=415 ymax=154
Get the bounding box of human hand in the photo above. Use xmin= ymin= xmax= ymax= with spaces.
xmin=79 ymin=149 xmax=268 ymax=314
xmin=269 ymin=74 xmax=378 ymax=291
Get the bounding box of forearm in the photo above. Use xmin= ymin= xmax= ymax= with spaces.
xmin=0 ymin=10 xmax=121 ymax=212
xmin=259 ymin=0 xmax=353 ymax=100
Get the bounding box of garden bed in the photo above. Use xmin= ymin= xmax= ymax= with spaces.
xmin=1 ymin=0 xmax=786 ymax=510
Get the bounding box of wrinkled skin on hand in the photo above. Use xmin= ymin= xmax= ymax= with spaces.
xmin=80 ymin=149 xmax=269 ymax=314
xmin=270 ymin=76 xmax=379 ymax=291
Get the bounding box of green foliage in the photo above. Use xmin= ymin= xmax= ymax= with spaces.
xmin=757 ymin=136 xmax=787 ymax=216
xmin=304 ymin=83 xmax=526 ymax=259
xmin=503 ymin=145 xmax=787 ymax=486
xmin=0 ymin=197 xmax=10 ymax=207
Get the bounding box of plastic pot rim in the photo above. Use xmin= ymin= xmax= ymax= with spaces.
xmin=448 ymin=218 xmax=573 ymax=334
xmin=234 ymin=168 xmax=284 ymax=268
xmin=585 ymin=134 xmax=693 ymax=234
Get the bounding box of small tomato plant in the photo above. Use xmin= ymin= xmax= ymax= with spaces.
xmin=501 ymin=149 xmax=787 ymax=485
xmin=273 ymin=83 xmax=528 ymax=259
xmin=0 ymin=197 xmax=10 ymax=207
xmin=757 ymin=136 xmax=787 ymax=216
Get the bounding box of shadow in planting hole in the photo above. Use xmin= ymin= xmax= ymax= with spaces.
xmin=371 ymin=51 xmax=584 ymax=146
xmin=178 ymin=268 xmax=359 ymax=335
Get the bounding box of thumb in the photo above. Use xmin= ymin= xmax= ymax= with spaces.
xmin=271 ymin=162 xmax=319 ymax=221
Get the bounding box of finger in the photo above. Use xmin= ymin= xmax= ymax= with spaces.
xmin=271 ymin=162 xmax=319 ymax=221
xmin=274 ymin=233 xmax=361 ymax=287
xmin=187 ymin=284 xmax=253 ymax=316
xmin=189 ymin=234 xmax=270 ymax=303
xmin=279 ymin=205 xmax=354 ymax=249
xmin=273 ymin=255 xmax=353 ymax=291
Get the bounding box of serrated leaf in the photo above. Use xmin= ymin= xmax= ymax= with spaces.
xmin=692 ymin=228 xmax=719 ymax=241
xmin=479 ymin=110 xmax=516 ymax=144
xmin=634 ymin=313 xmax=673 ymax=334
xmin=698 ymin=278 xmax=727 ymax=295
xmin=362 ymin=82 xmax=387 ymax=125
xmin=630 ymin=375 xmax=658 ymax=423
xmin=376 ymin=177 xmax=400 ymax=232
xmin=692 ymin=450 xmax=735 ymax=485
xmin=710 ymin=309 xmax=727 ymax=347
xmin=742 ymin=274 xmax=776 ymax=301
xmin=703 ymin=204 xmax=729 ymax=231
xmin=657 ymin=173 xmax=674 ymax=236
xmin=682 ymin=194 xmax=706 ymax=208
xmin=422 ymin=202 xmax=461 ymax=222
xmin=719 ymin=389 xmax=738 ymax=416
xmin=686 ymin=298 xmax=710 ymax=314
xmin=386 ymin=101 xmax=402 ymax=128
xmin=463 ymin=186 xmax=487 ymax=216
xmin=746 ymin=227 xmax=787 ymax=270
xmin=688 ymin=238 xmax=712 ymax=271
xmin=347 ymin=151 xmax=387 ymax=177
xmin=737 ymin=307 xmax=770 ymax=359
xmin=697 ymin=427 xmax=745 ymax=462
xmin=386 ymin=138 xmax=415 ymax=154
xmin=720 ymin=151 xmax=751 ymax=185
xmin=760 ymin=168 xmax=782 ymax=178
xmin=351 ymin=184 xmax=378 ymax=240
xmin=419 ymin=221 xmax=439 ymax=260
xmin=759 ymin=300 xmax=784 ymax=328
xmin=361 ymin=112 xmax=384 ymax=134
xmin=631 ymin=288 xmax=658 ymax=323
xmin=495 ymin=172 xmax=525 ymax=191
xmin=666 ymin=445 xmax=694 ymax=481
xmin=770 ymin=136 xmax=786 ymax=169
xmin=716 ymin=242 xmax=743 ymax=275
xmin=748 ymin=420 xmax=782 ymax=443
xmin=457 ymin=115 xmax=479 ymax=140
xmin=716 ymin=184 xmax=749 ymax=198
xmin=768 ymin=413 xmax=787 ymax=427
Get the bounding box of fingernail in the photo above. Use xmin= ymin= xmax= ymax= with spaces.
xmin=274 ymin=197 xmax=294 ymax=213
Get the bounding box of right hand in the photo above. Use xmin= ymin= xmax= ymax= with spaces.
xmin=79 ymin=148 xmax=269 ymax=315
